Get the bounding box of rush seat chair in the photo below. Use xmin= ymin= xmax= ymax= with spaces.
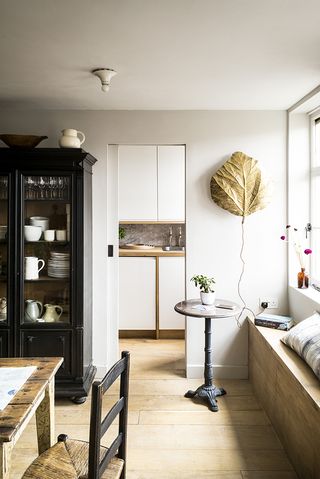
xmin=22 ymin=351 xmax=130 ymax=479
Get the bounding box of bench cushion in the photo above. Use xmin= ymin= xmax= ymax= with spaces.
xmin=281 ymin=312 xmax=320 ymax=380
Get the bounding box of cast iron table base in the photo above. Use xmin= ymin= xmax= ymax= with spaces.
xmin=185 ymin=316 xmax=225 ymax=412
xmin=185 ymin=384 xmax=226 ymax=412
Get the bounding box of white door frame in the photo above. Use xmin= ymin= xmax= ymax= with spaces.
xmin=105 ymin=144 xmax=120 ymax=370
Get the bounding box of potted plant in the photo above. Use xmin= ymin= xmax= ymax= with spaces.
xmin=119 ymin=226 xmax=126 ymax=241
xmin=191 ymin=274 xmax=216 ymax=305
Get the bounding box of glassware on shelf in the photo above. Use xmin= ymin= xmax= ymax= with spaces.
xmin=57 ymin=177 xmax=64 ymax=199
xmin=38 ymin=176 xmax=46 ymax=199
xmin=48 ymin=176 xmax=56 ymax=199
xmin=24 ymin=176 xmax=70 ymax=200
xmin=25 ymin=177 xmax=35 ymax=200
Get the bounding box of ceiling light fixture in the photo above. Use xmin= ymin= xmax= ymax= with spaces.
xmin=92 ymin=68 xmax=117 ymax=92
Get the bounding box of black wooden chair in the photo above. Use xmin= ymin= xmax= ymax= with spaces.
xmin=22 ymin=351 xmax=130 ymax=479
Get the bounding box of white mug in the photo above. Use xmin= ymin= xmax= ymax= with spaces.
xmin=44 ymin=229 xmax=55 ymax=241
xmin=56 ymin=230 xmax=67 ymax=241
xmin=25 ymin=257 xmax=45 ymax=280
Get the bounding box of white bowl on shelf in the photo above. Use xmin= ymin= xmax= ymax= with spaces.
xmin=24 ymin=225 xmax=42 ymax=241
xmin=29 ymin=216 xmax=49 ymax=232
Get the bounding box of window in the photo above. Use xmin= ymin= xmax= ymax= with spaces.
xmin=311 ymin=118 xmax=320 ymax=282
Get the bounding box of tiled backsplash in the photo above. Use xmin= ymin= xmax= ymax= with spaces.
xmin=119 ymin=223 xmax=185 ymax=247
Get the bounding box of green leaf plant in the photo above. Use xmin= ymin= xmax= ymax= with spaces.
xmin=119 ymin=226 xmax=126 ymax=240
xmin=190 ymin=274 xmax=215 ymax=293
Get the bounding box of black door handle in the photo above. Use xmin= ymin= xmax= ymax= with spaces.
xmin=108 ymin=245 xmax=114 ymax=257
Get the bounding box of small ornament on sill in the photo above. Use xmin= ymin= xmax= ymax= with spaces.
xmin=297 ymin=268 xmax=309 ymax=289
xmin=280 ymin=226 xmax=312 ymax=289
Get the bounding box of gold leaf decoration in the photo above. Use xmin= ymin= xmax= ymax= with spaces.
xmin=210 ymin=151 xmax=270 ymax=217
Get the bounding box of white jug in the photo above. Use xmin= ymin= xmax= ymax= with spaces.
xmin=25 ymin=256 xmax=45 ymax=280
xmin=43 ymin=304 xmax=63 ymax=323
xmin=25 ymin=299 xmax=43 ymax=322
xmin=59 ymin=128 xmax=85 ymax=148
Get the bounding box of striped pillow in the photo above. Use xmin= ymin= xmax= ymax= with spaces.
xmin=281 ymin=312 xmax=320 ymax=380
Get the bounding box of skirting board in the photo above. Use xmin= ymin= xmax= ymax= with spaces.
xmin=95 ymin=365 xmax=109 ymax=380
xmin=186 ymin=364 xmax=248 ymax=379
xmin=119 ymin=329 xmax=185 ymax=339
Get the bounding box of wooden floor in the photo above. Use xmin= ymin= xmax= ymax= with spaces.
xmin=11 ymin=339 xmax=297 ymax=479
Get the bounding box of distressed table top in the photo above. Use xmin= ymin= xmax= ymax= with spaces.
xmin=174 ymin=298 xmax=241 ymax=319
xmin=0 ymin=357 xmax=63 ymax=442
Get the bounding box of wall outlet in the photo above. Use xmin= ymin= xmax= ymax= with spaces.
xmin=259 ymin=297 xmax=279 ymax=309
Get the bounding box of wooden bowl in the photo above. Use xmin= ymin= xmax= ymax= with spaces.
xmin=0 ymin=134 xmax=48 ymax=148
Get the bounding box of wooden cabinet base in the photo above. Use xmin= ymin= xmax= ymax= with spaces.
xmin=119 ymin=330 xmax=185 ymax=339
xmin=55 ymin=363 xmax=96 ymax=401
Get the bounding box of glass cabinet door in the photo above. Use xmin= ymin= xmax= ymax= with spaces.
xmin=0 ymin=176 xmax=8 ymax=324
xmin=22 ymin=175 xmax=72 ymax=325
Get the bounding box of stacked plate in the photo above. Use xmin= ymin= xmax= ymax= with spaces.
xmin=48 ymin=252 xmax=70 ymax=278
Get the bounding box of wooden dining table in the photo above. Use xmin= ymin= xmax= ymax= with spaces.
xmin=0 ymin=357 xmax=63 ymax=479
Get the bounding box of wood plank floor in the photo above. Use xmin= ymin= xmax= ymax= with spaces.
xmin=11 ymin=339 xmax=297 ymax=478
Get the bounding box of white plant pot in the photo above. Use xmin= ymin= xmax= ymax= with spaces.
xmin=200 ymin=291 xmax=216 ymax=305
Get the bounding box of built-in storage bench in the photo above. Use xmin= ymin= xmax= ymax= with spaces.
xmin=248 ymin=319 xmax=320 ymax=479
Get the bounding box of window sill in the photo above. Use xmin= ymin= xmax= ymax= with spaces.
xmin=288 ymin=285 xmax=320 ymax=321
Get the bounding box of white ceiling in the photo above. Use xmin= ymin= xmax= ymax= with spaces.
xmin=1 ymin=0 xmax=320 ymax=110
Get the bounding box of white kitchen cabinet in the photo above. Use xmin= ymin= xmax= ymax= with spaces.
xmin=118 ymin=145 xmax=157 ymax=221
xmin=158 ymin=146 xmax=185 ymax=222
xmin=159 ymin=257 xmax=185 ymax=330
xmin=119 ymin=257 xmax=156 ymax=330
xmin=118 ymin=144 xmax=185 ymax=222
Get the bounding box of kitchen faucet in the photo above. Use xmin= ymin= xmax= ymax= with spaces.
xmin=177 ymin=226 xmax=182 ymax=247
xmin=169 ymin=226 xmax=173 ymax=246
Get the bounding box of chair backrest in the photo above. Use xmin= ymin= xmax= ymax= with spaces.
xmin=88 ymin=351 xmax=130 ymax=479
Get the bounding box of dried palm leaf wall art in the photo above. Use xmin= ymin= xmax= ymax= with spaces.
xmin=210 ymin=151 xmax=271 ymax=221
xmin=210 ymin=151 xmax=271 ymax=326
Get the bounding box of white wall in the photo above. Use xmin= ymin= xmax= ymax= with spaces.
xmin=289 ymin=286 xmax=320 ymax=322
xmin=0 ymin=110 xmax=287 ymax=378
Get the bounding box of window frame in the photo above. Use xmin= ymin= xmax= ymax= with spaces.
xmin=310 ymin=114 xmax=320 ymax=285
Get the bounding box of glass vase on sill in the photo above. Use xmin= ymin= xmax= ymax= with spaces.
xmin=297 ymin=268 xmax=309 ymax=289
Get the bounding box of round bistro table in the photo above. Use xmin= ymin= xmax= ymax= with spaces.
xmin=174 ymin=298 xmax=241 ymax=412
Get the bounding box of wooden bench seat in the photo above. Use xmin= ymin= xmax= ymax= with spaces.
xmin=248 ymin=319 xmax=320 ymax=479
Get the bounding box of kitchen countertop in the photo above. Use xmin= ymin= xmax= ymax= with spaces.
xmin=119 ymin=247 xmax=185 ymax=257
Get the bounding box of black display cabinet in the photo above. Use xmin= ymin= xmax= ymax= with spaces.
xmin=0 ymin=148 xmax=97 ymax=403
